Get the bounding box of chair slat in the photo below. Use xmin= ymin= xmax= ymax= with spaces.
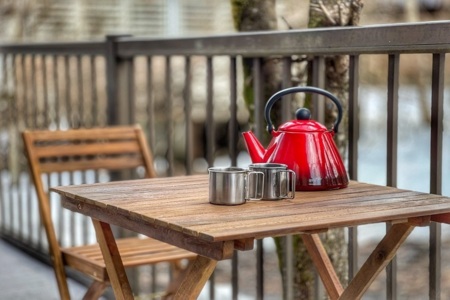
xmin=27 ymin=126 xmax=139 ymax=141
xmin=34 ymin=141 xmax=141 ymax=159
xmin=39 ymin=156 xmax=144 ymax=173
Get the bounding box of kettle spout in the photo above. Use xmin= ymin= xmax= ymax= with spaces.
xmin=242 ymin=131 xmax=266 ymax=163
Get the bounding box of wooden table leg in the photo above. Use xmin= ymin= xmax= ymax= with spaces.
xmin=302 ymin=234 xmax=344 ymax=300
xmin=167 ymin=255 xmax=218 ymax=300
xmin=92 ymin=219 xmax=134 ymax=300
xmin=339 ymin=222 xmax=414 ymax=300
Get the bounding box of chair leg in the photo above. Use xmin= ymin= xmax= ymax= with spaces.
xmin=82 ymin=280 xmax=108 ymax=300
xmin=50 ymin=254 xmax=71 ymax=300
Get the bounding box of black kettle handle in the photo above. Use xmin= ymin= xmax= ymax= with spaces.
xmin=264 ymin=86 xmax=343 ymax=134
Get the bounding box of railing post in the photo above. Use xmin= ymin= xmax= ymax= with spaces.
xmin=386 ymin=53 xmax=400 ymax=300
xmin=429 ymin=52 xmax=445 ymax=300
xmin=348 ymin=54 xmax=360 ymax=281
xmin=105 ymin=34 xmax=133 ymax=126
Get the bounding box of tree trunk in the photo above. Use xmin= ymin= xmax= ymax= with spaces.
xmin=308 ymin=0 xmax=363 ymax=153
xmin=231 ymin=0 xmax=281 ymax=135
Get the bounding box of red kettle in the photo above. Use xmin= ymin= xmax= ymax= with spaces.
xmin=242 ymin=86 xmax=349 ymax=191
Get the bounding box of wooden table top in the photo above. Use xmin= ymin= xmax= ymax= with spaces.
xmin=52 ymin=175 xmax=450 ymax=298
xmin=52 ymin=175 xmax=450 ymax=244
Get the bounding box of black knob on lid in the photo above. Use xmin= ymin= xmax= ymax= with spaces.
xmin=296 ymin=108 xmax=311 ymax=120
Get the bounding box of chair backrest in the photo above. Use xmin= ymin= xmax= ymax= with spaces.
xmin=22 ymin=125 xmax=157 ymax=249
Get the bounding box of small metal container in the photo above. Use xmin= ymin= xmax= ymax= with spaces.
xmin=248 ymin=163 xmax=296 ymax=200
xmin=208 ymin=167 xmax=264 ymax=205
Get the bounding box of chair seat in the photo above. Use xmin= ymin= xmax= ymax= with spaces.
xmin=62 ymin=237 xmax=197 ymax=282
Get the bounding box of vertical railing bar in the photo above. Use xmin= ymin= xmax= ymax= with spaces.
xmin=51 ymin=55 xmax=65 ymax=247
xmin=13 ymin=54 xmax=24 ymax=240
xmin=3 ymin=54 xmax=8 ymax=235
xmin=311 ymin=56 xmax=325 ymax=124
xmin=206 ymin=56 xmax=215 ymax=168
xmin=80 ymin=86 xmax=89 ymax=249
xmin=64 ymin=55 xmax=76 ymax=246
xmin=150 ymin=265 xmax=157 ymax=296
xmin=165 ymin=56 xmax=174 ymax=176
xmin=42 ymin=55 xmax=53 ymax=250
xmin=77 ymin=55 xmax=84 ymax=127
xmin=14 ymin=54 xmax=23 ymax=241
xmin=53 ymin=55 xmax=65 ymax=245
xmin=32 ymin=54 xmax=45 ymax=248
xmin=252 ymin=57 xmax=264 ymax=300
xmin=347 ymin=56 xmax=360 ymax=176
xmin=229 ymin=56 xmax=239 ymax=300
xmin=53 ymin=56 xmax=60 ymax=129
xmin=0 ymin=54 xmax=7 ymax=232
xmin=281 ymin=56 xmax=292 ymax=121
xmin=90 ymin=55 xmax=98 ymax=126
xmin=231 ymin=251 xmax=239 ymax=300
xmin=31 ymin=54 xmax=37 ymax=129
xmin=41 ymin=55 xmax=50 ymax=127
xmin=69 ymin=175 xmax=76 ymax=246
xmin=64 ymin=55 xmax=72 ymax=127
xmin=0 ymin=53 xmax=10 ymax=233
xmin=1 ymin=53 xmax=10 ymax=233
xmin=105 ymin=36 xmax=118 ymax=126
xmin=18 ymin=55 xmax=32 ymax=244
xmin=311 ymin=55 xmax=326 ymax=300
xmin=280 ymin=56 xmax=294 ymax=300
xmin=348 ymin=55 xmax=360 ymax=281
xmin=386 ymin=53 xmax=400 ymax=300
xmin=9 ymin=55 xmax=20 ymax=237
xmin=128 ymin=57 xmax=135 ymax=125
xmin=253 ymin=57 xmax=263 ymax=139
xmin=229 ymin=56 xmax=238 ymax=167
xmin=184 ymin=56 xmax=193 ymax=175
xmin=21 ymin=54 xmax=34 ymax=243
xmin=21 ymin=55 xmax=28 ymax=129
xmin=347 ymin=55 xmax=359 ymax=280
xmin=386 ymin=54 xmax=399 ymax=186
xmin=205 ymin=55 xmax=215 ymax=300
xmin=91 ymin=51 xmax=100 ymax=245
xmin=146 ymin=56 xmax=155 ymax=151
xmin=429 ymin=52 xmax=444 ymax=300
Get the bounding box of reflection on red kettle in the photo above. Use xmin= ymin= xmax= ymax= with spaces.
xmin=242 ymin=86 xmax=349 ymax=191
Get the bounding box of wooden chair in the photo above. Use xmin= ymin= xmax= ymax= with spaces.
xmin=22 ymin=125 xmax=197 ymax=300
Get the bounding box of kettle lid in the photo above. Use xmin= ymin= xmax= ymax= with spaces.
xmin=278 ymin=108 xmax=328 ymax=132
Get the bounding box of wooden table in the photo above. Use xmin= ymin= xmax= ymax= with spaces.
xmin=52 ymin=175 xmax=450 ymax=300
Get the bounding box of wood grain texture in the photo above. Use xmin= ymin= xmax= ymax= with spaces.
xmin=53 ymin=175 xmax=450 ymax=245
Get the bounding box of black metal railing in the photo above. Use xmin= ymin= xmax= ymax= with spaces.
xmin=1 ymin=21 xmax=449 ymax=299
